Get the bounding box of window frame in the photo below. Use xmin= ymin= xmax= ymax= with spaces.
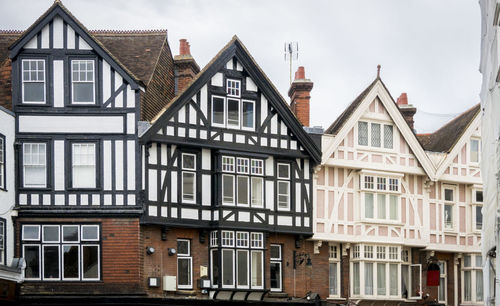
xmin=461 ymin=254 xmax=483 ymax=303
xmin=70 ymin=58 xmax=97 ymax=105
xmin=226 ymin=79 xmax=241 ymax=97
xmin=211 ymin=95 xmax=226 ymax=128
xmin=443 ymin=185 xmax=457 ymax=231
xmin=181 ymin=153 xmax=197 ymax=204
xmin=177 ymin=239 xmax=193 ymax=289
xmin=241 ymin=99 xmax=255 ymax=131
xmin=221 ymin=155 xmax=264 ymax=207
xmin=21 ymin=58 xmax=47 ymax=104
xmin=437 ymin=260 xmax=447 ymax=304
xmin=277 ymin=163 xmax=291 ymax=211
xmin=469 ymin=138 xmax=480 ymax=164
xmin=0 ymin=134 xmax=5 ymax=190
xmin=69 ymin=141 xmax=99 ymax=190
xmin=357 ymin=120 xmax=394 ymax=150
xmin=270 ymin=244 xmax=282 ymax=292
xmin=328 ymin=244 xmax=341 ymax=298
xmin=22 ymin=142 xmax=49 ymax=189
xmin=0 ymin=218 xmax=5 ymax=265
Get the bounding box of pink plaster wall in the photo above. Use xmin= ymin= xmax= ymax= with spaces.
xmin=430 ymin=203 xmax=436 ymax=230
xmin=459 ymin=206 xmax=465 ymax=233
xmin=401 ymin=198 xmax=406 ymax=223
xmin=369 ymin=100 xmax=376 ymax=112
xmin=347 ymin=128 xmax=354 ymax=147
xmin=347 ymin=193 xmax=353 ymax=221
xmin=461 ymin=144 xmax=467 ymax=164
xmin=417 ymin=177 xmax=423 ymax=195
xmin=328 ymin=168 xmax=334 ymax=186
xmin=418 ymin=199 xmax=423 ymax=224
xmin=317 ymin=167 xmax=325 ymax=186
xmin=317 ymin=190 xmax=325 ymax=218
xmin=459 ymin=184 xmax=465 ymax=202
xmin=328 ymin=191 xmax=335 ymax=219
xmin=445 ymin=235 xmax=456 ymax=244
xmin=338 ymin=193 xmax=344 ymax=221
xmin=317 ymin=223 xmax=324 ymax=233
xmin=372 ymin=154 xmax=382 ymax=163
xmin=338 ymin=169 xmax=344 ymax=186
xmin=379 ymin=226 xmax=388 ymax=236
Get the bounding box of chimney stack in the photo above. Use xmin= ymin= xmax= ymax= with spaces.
xmin=174 ymin=39 xmax=200 ymax=95
xmin=397 ymin=92 xmax=417 ymax=132
xmin=288 ymin=66 xmax=313 ymax=127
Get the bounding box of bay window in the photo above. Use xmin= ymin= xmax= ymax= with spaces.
xmin=361 ymin=174 xmax=400 ymax=222
xmin=358 ymin=121 xmax=393 ymax=149
xmin=181 ymin=153 xmax=196 ymax=203
xmin=22 ymin=224 xmax=100 ymax=281
xmin=177 ymin=239 xmax=192 ymax=289
xmin=221 ymin=156 xmax=264 ymax=207
xmin=22 ymin=59 xmax=46 ymax=103
xmin=462 ymin=254 xmax=483 ymax=303
xmin=71 ymin=59 xmax=95 ymax=104
xmin=23 ymin=143 xmax=47 ymax=188
xmin=72 ymin=143 xmax=96 ymax=188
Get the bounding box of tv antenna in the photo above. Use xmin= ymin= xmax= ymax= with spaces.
xmin=284 ymin=42 xmax=298 ymax=84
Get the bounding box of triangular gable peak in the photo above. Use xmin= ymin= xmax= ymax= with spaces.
xmin=322 ymin=78 xmax=435 ymax=179
xmin=434 ymin=107 xmax=481 ymax=182
xmin=142 ymin=36 xmax=321 ymax=163
xmin=8 ymin=1 xmax=141 ymax=89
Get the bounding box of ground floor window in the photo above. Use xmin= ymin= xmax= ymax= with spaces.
xmin=177 ymin=239 xmax=192 ymax=289
xmin=270 ymin=244 xmax=282 ymax=292
xmin=438 ymin=261 xmax=447 ymax=303
xmin=462 ymin=254 xmax=483 ymax=303
xmin=22 ymin=224 xmax=100 ymax=281
xmin=329 ymin=244 xmax=340 ymax=297
xmin=210 ymin=230 xmax=264 ymax=289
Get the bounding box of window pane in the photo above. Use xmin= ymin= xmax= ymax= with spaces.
xmin=390 ymin=264 xmax=398 ymax=296
xmin=82 ymin=226 xmax=99 ymax=241
xmin=389 ymin=195 xmax=398 ymax=220
xmin=63 ymin=226 xmax=79 ymax=242
xmin=242 ymin=101 xmax=254 ymax=128
xmin=278 ymin=181 xmax=289 ymax=209
xmin=237 ymin=250 xmax=248 ymax=287
xmin=227 ymin=99 xmax=239 ymax=126
xmin=251 ymin=177 xmax=263 ymax=207
xmin=365 ymin=262 xmax=374 ymax=295
xmin=477 ymin=270 xmax=484 ymax=302
xmin=464 ymin=270 xmax=471 ymax=301
xmin=377 ymin=263 xmax=386 ymax=295
xmin=212 ymin=97 xmax=225 ymax=125
xmin=377 ymin=194 xmax=386 ymax=219
xmin=476 ymin=206 xmax=483 ymax=230
xmin=177 ymin=257 xmax=191 ymax=287
xmin=24 ymin=83 xmax=45 ymax=102
xmin=182 ymin=172 xmax=195 ymax=202
xmin=177 ymin=240 xmax=189 ymax=256
xmin=73 ymin=83 xmax=94 ymax=102
xmin=82 ymin=245 xmax=99 ymax=279
xmin=371 ymin=123 xmax=381 ymax=147
xmin=23 ymin=225 xmax=40 ymax=240
xmin=470 ymin=139 xmax=479 ymax=162
xmin=438 ymin=275 xmax=446 ymax=301
xmin=43 ymin=226 xmax=59 ymax=242
xmin=444 ymin=189 xmax=453 ymax=201
xmin=401 ymin=265 xmax=409 ymax=299
xmin=222 ymin=250 xmax=234 ymax=286
xmin=384 ymin=125 xmax=393 ymax=148
xmin=329 ymin=262 xmax=338 ymax=295
xmin=270 ymin=245 xmax=281 ymax=260
xmin=353 ymin=262 xmax=360 ymax=295
xmin=24 ymin=245 xmax=40 ymax=279
xmin=182 ymin=154 xmax=195 ymax=170
xmin=358 ymin=122 xmax=368 ymax=145
xmin=223 ymin=175 xmax=234 ymax=204
xmin=410 ymin=265 xmax=421 ymax=298
xmin=251 ymin=251 xmax=263 ymax=288
xmin=444 ymin=205 xmax=453 ymax=229
xmin=271 ymin=262 xmax=281 ymax=290
xmin=237 ymin=176 xmax=249 ymax=205
xmin=43 ymin=245 xmax=59 ymax=279
xmin=212 ymin=250 xmax=220 ymax=286
xmin=278 ymin=164 xmax=289 ymax=179
xmin=476 ymin=191 xmax=483 ymax=202
xmin=365 ymin=193 xmax=374 ymax=218
xmin=63 ymin=245 xmax=79 ymax=279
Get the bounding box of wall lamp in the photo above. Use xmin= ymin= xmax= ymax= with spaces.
xmin=146 ymin=246 xmax=155 ymax=255
xmin=168 ymin=248 xmax=177 ymax=256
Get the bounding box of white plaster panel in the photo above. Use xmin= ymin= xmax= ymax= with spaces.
xmin=103 ymin=61 xmax=111 ymax=102
xmin=148 ymin=143 xmax=157 ymax=165
xmin=126 ymin=85 xmax=135 ymax=108
xmin=178 ymin=105 xmax=185 ymax=123
xmin=202 ymin=210 xmax=211 ymax=221
xmin=265 ymin=157 xmax=274 ymax=176
xmin=41 ymin=24 xmax=49 ymax=48
xmin=211 ymin=73 xmax=223 ymax=87
xmin=55 ymin=194 xmax=64 ymax=205
xmin=68 ymin=194 xmax=76 ymax=205
xmin=80 ymin=195 xmax=88 ymax=206
xmin=148 ymin=169 xmax=157 ymax=201
xmin=202 ymin=149 xmax=211 ymax=170
xmin=53 ymin=16 xmax=64 ymax=48
xmin=260 ymin=95 xmax=268 ymax=125
xmin=103 ymin=141 xmax=112 ymax=190
xmin=278 ymin=216 xmax=293 ymax=226
xmin=43 ymin=194 xmax=51 ymax=205
xmin=53 ymin=60 xmax=64 ymax=107
xmin=127 ymin=140 xmax=135 ymax=190
xmin=189 ymin=104 xmax=196 ymax=125
xmin=31 ymin=194 xmax=39 ymax=205
xmin=19 ymin=116 xmax=124 ymax=133
xmin=246 ymin=77 xmax=257 ymax=92
xmin=25 ymin=36 xmax=37 ymax=49
xmin=295 ymin=182 xmax=301 ymax=213
xmin=92 ymin=194 xmax=100 ymax=206
xmin=171 ymin=171 xmax=178 ymax=203
xmin=202 ymin=174 xmax=211 ymax=206
xmin=54 ymin=140 xmax=65 ymax=190
xmin=239 ymin=211 xmax=250 ymax=222
xmin=127 ymin=113 xmax=135 ymax=134
xmin=265 ymin=180 xmax=274 ymax=210
xmin=148 ymin=206 xmax=157 ymax=217
xmin=236 ymin=60 xmax=243 ymax=71
xmin=79 ymin=36 xmax=92 ymax=50
xmin=304 ymin=159 xmax=310 ymax=180
xmin=115 ymin=140 xmax=124 ymax=191
xmin=271 ymin=115 xmax=278 ymax=134
xmin=116 ymin=194 xmax=124 ymax=206
xmin=200 ymin=85 xmax=208 ymax=116
xmin=182 ymin=208 xmax=199 ymax=220
xmin=160 ymin=144 xmax=168 ymax=166
xmin=127 ymin=194 xmax=136 ymax=206
xmin=115 ymin=91 xmax=123 ymax=108
xmin=161 ymin=207 xmax=168 ymax=217
xmin=67 ymin=25 xmax=75 ymax=49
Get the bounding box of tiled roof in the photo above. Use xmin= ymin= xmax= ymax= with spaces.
xmin=0 ymin=31 xmax=21 ymax=64
xmin=416 ymin=104 xmax=480 ymax=153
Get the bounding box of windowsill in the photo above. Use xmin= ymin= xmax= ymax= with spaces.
xmin=19 ymin=187 xmax=51 ymax=192
xmin=326 ymin=296 xmax=345 ymax=300
xmin=357 ymin=146 xmax=396 ymax=154
xmin=443 ymin=228 xmax=458 ymax=234
xmin=66 ymin=187 xmax=101 ymax=192
xmin=350 ymin=296 xmax=408 ymax=301
xmin=19 ymin=102 xmax=49 ymax=106
xmin=66 ymin=103 xmax=100 ymax=107
xmin=176 ymin=289 xmax=196 ymax=295
xmin=359 ymin=219 xmax=403 ymax=226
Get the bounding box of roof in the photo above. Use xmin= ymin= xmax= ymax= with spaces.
xmin=416 ymin=104 xmax=481 ymax=153
xmin=0 ymin=31 xmax=21 ymax=65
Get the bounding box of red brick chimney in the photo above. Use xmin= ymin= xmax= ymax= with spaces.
xmin=397 ymin=92 xmax=417 ymax=132
xmin=174 ymin=39 xmax=200 ymax=95
xmin=288 ymin=66 xmax=313 ymax=127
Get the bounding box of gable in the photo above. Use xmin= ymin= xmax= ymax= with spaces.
xmin=142 ymin=37 xmax=321 ymax=163
xmin=322 ymin=79 xmax=435 ymax=179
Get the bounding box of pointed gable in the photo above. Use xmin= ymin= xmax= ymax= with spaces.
xmin=142 ymin=36 xmax=321 ymax=163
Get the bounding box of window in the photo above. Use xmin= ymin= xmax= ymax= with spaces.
xmin=22 ymin=59 xmax=45 ymax=103
xmin=473 ymin=190 xmax=483 ymax=231
xmin=0 ymin=135 xmax=4 ymax=189
xmin=212 ymin=96 xmax=225 ymax=126
xmin=462 ymin=254 xmax=483 ymax=303
xmin=72 ymin=143 xmax=96 ymax=188
xmin=71 ymin=60 xmax=95 ymax=104
xmin=227 ymin=98 xmax=240 ymax=127
xmin=177 ymin=239 xmax=192 ymax=289
xmin=210 ymin=230 xmax=264 ymax=289
xmin=470 ymin=139 xmax=480 ymax=163
xmin=221 ymin=156 xmax=264 ymax=207
xmin=277 ymin=163 xmax=290 ymax=211
xmin=0 ymin=219 xmax=4 ymax=265
xmin=23 ymin=143 xmax=47 ymax=188
xmin=358 ymin=121 xmax=394 ymax=149
xmin=329 ymin=244 xmax=340 ymax=297
xmin=438 ymin=261 xmax=446 ymax=303
xmin=361 ymin=174 xmax=400 ymax=222
xmin=22 ymin=224 xmax=100 ymax=281
xmin=242 ymin=100 xmax=255 ymax=129
xmin=443 ymin=186 xmax=455 ymax=230
xmin=226 ymin=79 xmax=241 ymax=97
xmin=182 ymin=153 xmax=196 ymax=203
xmin=211 ymin=81 xmax=255 ymax=130
xmin=270 ymin=244 xmax=282 ymax=292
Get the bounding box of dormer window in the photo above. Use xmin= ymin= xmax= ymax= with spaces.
xmin=358 ymin=121 xmax=393 ymax=149
xmin=71 ymin=60 xmax=95 ymax=104
xmin=226 ymin=79 xmax=241 ymax=97
xmin=22 ymin=59 xmax=46 ymax=103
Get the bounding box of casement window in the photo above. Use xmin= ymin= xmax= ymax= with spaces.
xmin=470 ymin=139 xmax=480 ymax=163
xmin=71 ymin=60 xmax=95 ymax=104
xmin=473 ymin=190 xmax=483 ymax=231
xmin=462 ymin=254 xmax=483 ymax=303
xmin=72 ymin=143 xmax=96 ymax=188
xmin=211 ymin=84 xmax=255 ymax=131
xmin=438 ymin=261 xmax=447 ymax=303
xmin=177 ymin=239 xmax=192 ymax=289
xmin=351 ymin=244 xmax=408 ymax=299
xmin=0 ymin=219 xmax=4 ymax=265
xmin=400 ymin=248 xmax=422 ymax=299
xmin=329 ymin=244 xmax=341 ymax=297
xmin=361 ymin=174 xmax=400 ymax=222
xmin=443 ymin=186 xmax=456 ymax=230
xmin=210 ymin=230 xmax=264 ymax=289
xmin=0 ymin=135 xmax=5 ymax=189
xmin=270 ymin=244 xmax=282 ymax=292
xmin=181 ymin=153 xmax=196 ymax=203
xmin=221 ymin=156 xmax=264 ymax=207
xmin=277 ymin=163 xmax=291 ymax=211
xmin=22 ymin=224 xmax=100 ymax=281
xmin=23 ymin=143 xmax=47 ymax=188
xmin=226 ymin=79 xmax=241 ymax=97
xmin=22 ymin=59 xmax=46 ymax=103
xmin=358 ymin=121 xmax=394 ymax=149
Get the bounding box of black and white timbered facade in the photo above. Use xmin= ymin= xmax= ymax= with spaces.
xmin=141 ymin=37 xmax=321 ymax=291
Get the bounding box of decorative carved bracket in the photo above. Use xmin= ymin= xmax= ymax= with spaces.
xmin=313 ymin=241 xmax=322 ymax=254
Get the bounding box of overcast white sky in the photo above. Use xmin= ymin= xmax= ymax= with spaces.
xmin=1 ymin=0 xmax=481 ymax=133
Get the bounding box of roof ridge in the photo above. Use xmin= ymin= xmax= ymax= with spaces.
xmin=428 ymin=103 xmax=480 ymax=135
xmin=0 ymin=30 xmax=24 ymax=34
xmin=90 ymin=29 xmax=167 ymax=35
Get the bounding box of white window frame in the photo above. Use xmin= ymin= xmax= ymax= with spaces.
xmin=226 ymin=79 xmax=241 ymax=97
xmin=210 ymin=231 xmax=218 ymax=247
xmin=236 ymin=175 xmax=250 ymax=206
xmin=211 ymin=95 xmax=226 ymax=128
xmin=443 ymin=185 xmax=457 ymax=231
xmin=221 ymin=231 xmax=235 ymax=247
xmin=277 ymin=163 xmax=291 ymax=211
xmin=251 ymin=159 xmax=264 ymax=175
xmin=357 ymin=120 xmax=394 ymax=150
xmin=469 ymin=138 xmax=480 ymax=164
xmin=221 ymin=249 xmax=235 ymax=289
xmin=0 ymin=220 xmax=4 ymax=265
xmin=236 ymin=249 xmax=250 ymax=289
xmin=71 ymin=59 xmax=95 ymax=104
xmin=61 ymin=244 xmax=80 ymax=281
xmin=226 ymin=98 xmax=240 ymax=129
xmin=461 ymin=254 xmax=484 ymax=303
xmin=177 ymin=239 xmax=192 ymax=289
xmin=438 ymin=260 xmax=447 ymax=304
xmin=222 ymin=174 xmax=235 ymax=205
xmin=62 ymin=225 xmax=80 ymax=243
xmin=250 ymin=250 xmax=264 ymax=289
xmin=42 ymin=225 xmax=60 ymax=243
xmin=42 ymin=244 xmax=61 ymax=280
xmin=22 ymin=59 xmax=46 ymax=104
xmin=181 ymin=153 xmax=197 ymax=204
xmin=0 ymin=136 xmax=4 ymax=189
xmin=241 ymin=99 xmax=255 ymax=131
xmin=251 ymin=176 xmax=264 ymax=208
xmin=23 ymin=143 xmax=47 ymax=188
xmin=81 ymin=225 xmax=100 ymax=241
xmin=81 ymin=244 xmax=100 ymax=281
xmin=328 ymin=244 xmax=341 ymax=297
xmin=236 ymin=232 xmax=249 ymax=248
xmin=23 ymin=244 xmax=41 ymax=280
xmin=270 ymin=244 xmax=282 ymax=292
xmin=72 ymin=143 xmax=97 ymax=189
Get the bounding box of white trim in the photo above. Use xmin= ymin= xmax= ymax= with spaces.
xmin=21 ymin=59 xmax=46 ymax=104
xmin=22 ymin=225 xmax=41 ymax=241
xmin=61 ymin=244 xmax=80 ymax=281
xmin=62 ymin=225 xmax=80 ymax=243
xmin=211 ymin=95 xmax=226 ymax=128
xmin=71 ymin=59 xmax=96 ymax=104
xmin=81 ymin=225 xmax=99 ymax=241
xmin=42 ymin=244 xmax=60 ymax=280
xmin=81 ymin=244 xmax=100 ymax=281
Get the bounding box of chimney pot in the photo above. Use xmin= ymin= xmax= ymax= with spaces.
xmin=179 ymin=39 xmax=190 ymax=56
xmin=295 ymin=66 xmax=306 ymax=80
xmin=396 ymin=92 xmax=416 ymax=132
xmin=397 ymin=93 xmax=408 ymax=105
xmin=289 ymin=66 xmax=313 ymax=127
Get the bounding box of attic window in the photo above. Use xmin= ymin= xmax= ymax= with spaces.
xmin=226 ymin=79 xmax=241 ymax=97
xmin=358 ymin=121 xmax=393 ymax=149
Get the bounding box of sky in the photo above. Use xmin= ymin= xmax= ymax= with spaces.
xmin=0 ymin=0 xmax=481 ymax=133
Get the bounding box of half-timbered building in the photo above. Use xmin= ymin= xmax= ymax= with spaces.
xmin=140 ymin=36 xmax=321 ymax=300
xmin=312 ymin=75 xmax=484 ymax=305
xmin=0 ymin=1 xmax=176 ymax=300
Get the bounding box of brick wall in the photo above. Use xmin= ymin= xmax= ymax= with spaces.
xmin=16 ymin=217 xmax=143 ymax=296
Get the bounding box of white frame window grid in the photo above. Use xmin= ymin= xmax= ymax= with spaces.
xmin=270 ymin=244 xmax=282 ymax=292
xmin=23 ymin=143 xmax=47 ymax=188
xmin=470 ymin=138 xmax=480 ymax=164
xmin=443 ymin=185 xmax=456 ymax=231
xmin=71 ymin=59 xmax=95 ymax=104
xmin=472 ymin=188 xmax=483 ymax=232
xmin=177 ymin=239 xmax=193 ymax=289
xmin=221 ymin=155 xmax=264 ymax=207
xmin=360 ymin=173 xmax=402 ymax=222
xmin=437 ymin=260 xmax=447 ymax=304
xmin=72 ymin=143 xmax=97 ymax=189
xmin=22 ymin=224 xmax=100 ymax=281
xmin=357 ymin=121 xmax=394 ymax=149
xmin=22 ymin=59 xmax=46 ymax=103
xmin=0 ymin=136 xmax=4 ymax=189
xmin=226 ymin=79 xmax=241 ymax=97
xmin=277 ymin=163 xmax=291 ymax=211
xmin=210 ymin=95 xmax=255 ymax=131
xmin=328 ymin=244 xmax=341 ymax=298
xmin=462 ymin=254 xmax=484 ymax=303
xmin=181 ymin=153 xmax=197 ymax=203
